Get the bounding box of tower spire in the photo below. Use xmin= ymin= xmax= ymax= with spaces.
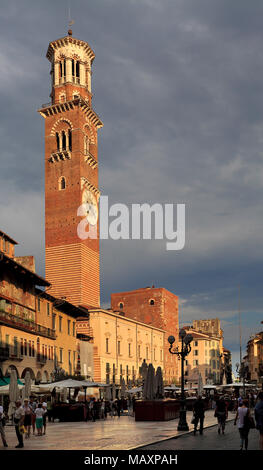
xmin=68 ymin=0 xmax=74 ymax=35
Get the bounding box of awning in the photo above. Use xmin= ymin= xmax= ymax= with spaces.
xmin=0 ymin=377 xmax=23 ymax=387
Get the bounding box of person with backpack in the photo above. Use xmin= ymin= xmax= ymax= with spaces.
xmin=0 ymin=405 xmax=8 ymax=448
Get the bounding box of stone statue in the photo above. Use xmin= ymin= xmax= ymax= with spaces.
xmin=140 ymin=360 xmax=148 ymax=400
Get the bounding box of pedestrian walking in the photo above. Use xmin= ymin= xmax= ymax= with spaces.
xmin=100 ymin=400 xmax=106 ymax=420
xmin=109 ymin=399 xmax=114 ymax=418
xmin=23 ymin=399 xmax=33 ymax=438
xmin=14 ymin=400 xmax=25 ymax=448
xmin=193 ymin=396 xmax=205 ymax=435
xmin=215 ymin=396 xmax=228 ymax=435
xmin=234 ymin=398 xmax=251 ymax=450
xmin=89 ymin=398 xmax=96 ymax=422
xmin=35 ymin=403 xmax=45 ymax=436
xmin=0 ymin=405 xmax=8 ymax=448
xmin=254 ymin=391 xmax=263 ymax=450
xmin=116 ymin=398 xmax=121 ymax=418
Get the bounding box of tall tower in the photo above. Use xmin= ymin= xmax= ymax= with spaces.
xmin=39 ymin=30 xmax=103 ymax=307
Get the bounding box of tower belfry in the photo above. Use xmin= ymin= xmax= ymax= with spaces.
xmin=39 ymin=32 xmax=103 ymax=307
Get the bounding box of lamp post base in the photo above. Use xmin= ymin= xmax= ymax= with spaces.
xmin=177 ymin=408 xmax=189 ymax=431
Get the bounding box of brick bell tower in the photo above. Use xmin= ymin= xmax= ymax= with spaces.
xmin=39 ymin=29 xmax=103 ymax=307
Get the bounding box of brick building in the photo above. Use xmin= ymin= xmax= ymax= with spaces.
xmin=111 ymin=287 xmax=179 ymax=383
xmin=39 ymin=30 xmax=102 ymax=308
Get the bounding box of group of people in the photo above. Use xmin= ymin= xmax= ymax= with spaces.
xmin=0 ymin=396 xmax=48 ymax=449
xmin=85 ymin=398 xmax=124 ymax=421
xmin=192 ymin=391 xmax=263 ymax=450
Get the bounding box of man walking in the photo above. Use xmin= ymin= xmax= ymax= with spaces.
xmin=14 ymin=400 xmax=25 ymax=448
xmin=193 ymin=396 xmax=205 ymax=435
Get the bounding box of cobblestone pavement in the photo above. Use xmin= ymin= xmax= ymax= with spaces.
xmin=140 ymin=422 xmax=261 ymax=451
xmin=2 ymin=410 xmax=237 ymax=450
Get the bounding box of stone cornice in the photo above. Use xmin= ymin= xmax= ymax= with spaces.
xmin=46 ymin=36 xmax=95 ymax=63
xmin=38 ymin=97 xmax=103 ymax=129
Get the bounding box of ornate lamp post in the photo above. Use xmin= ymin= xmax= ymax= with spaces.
xmin=168 ymin=329 xmax=193 ymax=431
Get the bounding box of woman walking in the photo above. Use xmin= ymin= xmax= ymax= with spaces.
xmin=23 ymin=399 xmax=33 ymax=438
xmin=35 ymin=403 xmax=45 ymax=436
xmin=215 ymin=396 xmax=228 ymax=435
xmin=234 ymin=398 xmax=250 ymax=450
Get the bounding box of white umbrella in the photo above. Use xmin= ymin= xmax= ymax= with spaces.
xmin=155 ymin=367 xmax=164 ymax=398
xmin=0 ymin=384 xmax=24 ymax=395
xmin=197 ymin=373 xmax=203 ymax=396
xmin=105 ymin=386 xmax=111 ymax=401
xmin=8 ymin=370 xmax=19 ymax=419
xmin=112 ymin=383 xmax=116 ymax=400
xmin=145 ymin=364 xmax=155 ymax=400
xmin=24 ymin=371 xmax=31 ymax=399
xmin=120 ymin=378 xmax=126 ymax=398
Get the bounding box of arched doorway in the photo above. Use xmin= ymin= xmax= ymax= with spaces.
xmin=21 ymin=368 xmax=35 ymax=381
xmin=4 ymin=364 xmax=20 ymax=378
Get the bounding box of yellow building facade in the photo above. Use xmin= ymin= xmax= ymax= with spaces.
xmin=77 ymin=309 xmax=165 ymax=384
xmin=0 ymin=230 xmax=87 ymax=382
xmin=183 ymin=319 xmax=224 ymax=386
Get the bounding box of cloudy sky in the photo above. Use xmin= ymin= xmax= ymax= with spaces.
xmin=1 ymin=0 xmax=263 ymax=370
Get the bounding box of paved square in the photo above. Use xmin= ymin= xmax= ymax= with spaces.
xmin=2 ymin=410 xmax=236 ymax=450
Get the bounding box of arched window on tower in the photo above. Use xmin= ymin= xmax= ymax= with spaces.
xmin=59 ymin=59 xmax=66 ymax=83
xmin=68 ymin=129 xmax=72 ymax=151
xmin=59 ymin=177 xmax=66 ymax=191
xmin=62 ymin=131 xmax=67 ymax=151
xmin=72 ymin=59 xmax=80 ymax=84
xmin=56 ymin=132 xmax=60 ymax=151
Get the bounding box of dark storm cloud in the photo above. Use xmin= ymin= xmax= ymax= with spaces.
xmin=1 ymin=1 xmax=263 ymax=359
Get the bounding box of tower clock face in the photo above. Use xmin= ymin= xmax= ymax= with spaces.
xmin=82 ymin=189 xmax=98 ymax=225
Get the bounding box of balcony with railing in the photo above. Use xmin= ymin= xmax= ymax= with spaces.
xmin=0 ymin=309 xmax=56 ymax=340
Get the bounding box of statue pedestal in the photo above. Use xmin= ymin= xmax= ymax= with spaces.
xmin=134 ymin=399 xmax=180 ymax=421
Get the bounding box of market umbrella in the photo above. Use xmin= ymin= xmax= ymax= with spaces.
xmin=155 ymin=367 xmax=164 ymax=399
xmin=105 ymin=386 xmax=111 ymax=401
xmin=120 ymin=378 xmax=126 ymax=398
xmin=112 ymin=383 xmax=116 ymax=400
xmin=8 ymin=370 xmax=19 ymax=419
xmin=24 ymin=371 xmax=31 ymax=399
xmin=145 ymin=364 xmax=155 ymax=400
xmin=198 ymin=373 xmax=203 ymax=396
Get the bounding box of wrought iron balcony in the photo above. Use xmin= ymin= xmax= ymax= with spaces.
xmin=0 ymin=310 xmax=56 ymax=340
